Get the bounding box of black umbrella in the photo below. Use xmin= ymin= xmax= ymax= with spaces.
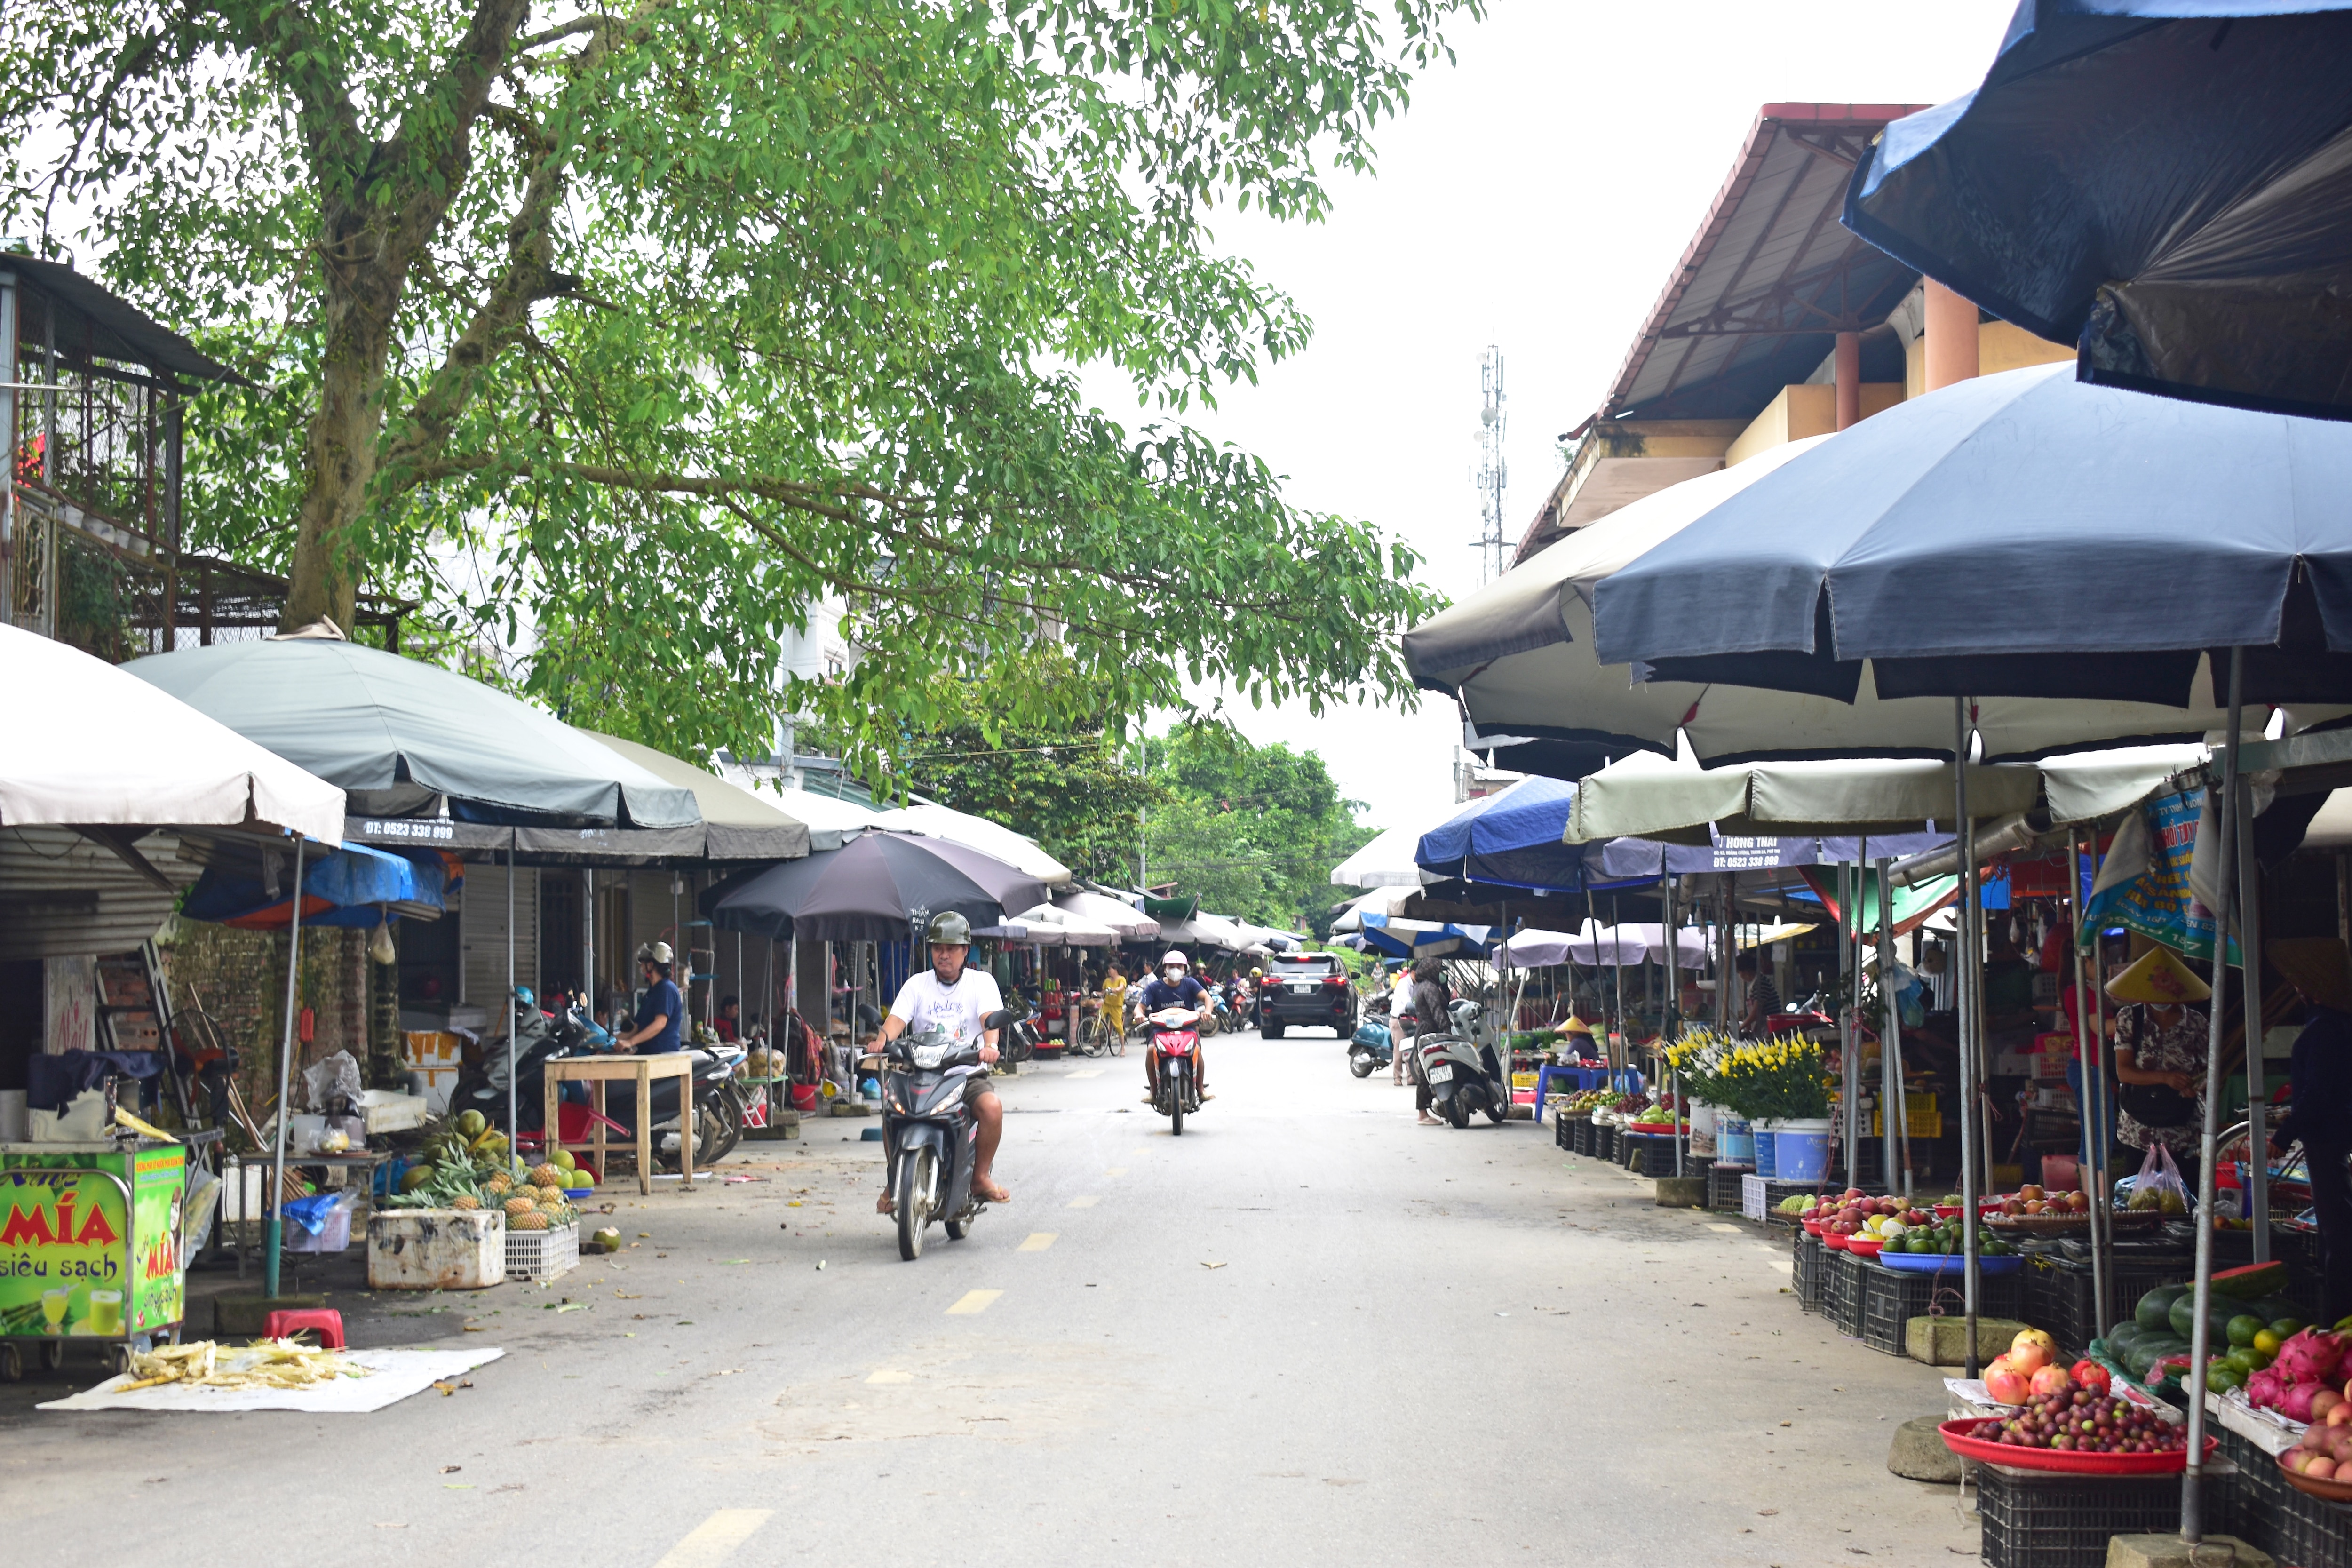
xmin=701 ymin=831 xmax=1049 ymax=943
xmin=1845 ymin=1 xmax=2352 ymax=421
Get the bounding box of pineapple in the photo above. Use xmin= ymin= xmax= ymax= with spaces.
xmin=504 ymin=1196 xmax=537 ymax=1218
xmin=451 ymin=1193 xmax=480 ymax=1210
xmin=528 ymin=1163 xmax=563 ymax=1189
xmin=512 ymin=1210 xmax=549 ymax=1231
xmin=484 ymin=1172 xmax=512 ymax=1194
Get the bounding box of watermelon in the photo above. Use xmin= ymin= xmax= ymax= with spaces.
xmin=2138 ymin=1285 xmax=2189 ymax=1331
xmin=2212 ymin=1260 xmax=2289 ymax=1301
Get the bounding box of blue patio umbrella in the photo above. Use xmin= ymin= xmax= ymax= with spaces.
xmin=1844 ymin=1 xmax=2352 ymax=422
xmin=1592 ymin=363 xmax=2352 ymax=708
xmin=181 ymin=841 xmax=452 ymax=930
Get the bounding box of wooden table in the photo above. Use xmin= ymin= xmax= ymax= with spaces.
xmin=543 ymin=1053 xmax=697 ymax=1195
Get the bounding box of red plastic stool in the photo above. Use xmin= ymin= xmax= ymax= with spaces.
xmin=262 ymin=1308 xmax=346 ymax=1348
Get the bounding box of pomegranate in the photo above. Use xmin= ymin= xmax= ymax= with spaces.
xmin=2028 ymin=1364 xmax=2074 ymax=1400
xmin=2008 ymin=1339 xmax=2055 ymax=1377
xmin=1985 ymin=1359 xmax=2030 ymax=1406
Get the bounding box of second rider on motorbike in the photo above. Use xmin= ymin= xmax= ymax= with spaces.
xmin=1139 ymin=949 xmax=1213 ymax=1105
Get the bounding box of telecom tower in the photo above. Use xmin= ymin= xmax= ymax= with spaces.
xmin=1473 ymin=347 xmax=1507 ymax=583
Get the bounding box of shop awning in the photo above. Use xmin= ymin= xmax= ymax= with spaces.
xmin=1844 ymin=3 xmax=2352 ymax=422
xmin=1054 ymin=888 xmax=1160 ymax=940
xmin=4 ymin=621 xmax=344 ymax=842
xmin=870 ymin=802 xmax=1071 ymax=886
xmin=702 ymin=830 xmax=1046 ymax=944
xmin=580 ymin=732 xmax=810 ymax=861
xmin=125 ymin=634 xmax=698 ymax=830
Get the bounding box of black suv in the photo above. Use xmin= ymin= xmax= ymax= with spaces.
xmin=1257 ymin=952 xmax=1356 ymax=1038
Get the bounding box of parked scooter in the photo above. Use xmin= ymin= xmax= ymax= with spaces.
xmin=1416 ymin=998 xmax=1509 ymax=1128
xmin=874 ymin=1010 xmax=1010 ymax=1260
xmin=1144 ymin=1004 xmax=1205 ymax=1135
xmin=1347 ymin=995 xmax=1394 ymax=1078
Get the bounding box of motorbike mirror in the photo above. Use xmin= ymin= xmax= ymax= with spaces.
xmin=982 ymin=1010 xmax=1011 ymax=1031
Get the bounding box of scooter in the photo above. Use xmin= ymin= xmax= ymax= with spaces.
xmin=1416 ymin=999 xmax=1510 ymax=1129
xmin=1144 ymin=1004 xmax=1205 ymax=1135
xmin=875 ymin=1010 xmax=1009 ymax=1261
xmin=1347 ymin=995 xmax=1394 ymax=1078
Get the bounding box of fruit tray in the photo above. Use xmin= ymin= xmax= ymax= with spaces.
xmin=1879 ymin=1250 xmax=2023 ymax=1276
xmin=1939 ymin=1419 xmax=2214 ymax=1475
xmin=2279 ymin=1451 xmax=2352 ymax=1505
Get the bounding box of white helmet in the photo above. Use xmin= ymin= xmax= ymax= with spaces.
xmin=1160 ymin=949 xmax=1190 ymax=972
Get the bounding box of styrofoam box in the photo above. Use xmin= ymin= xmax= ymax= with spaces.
xmin=367 ymin=1209 xmax=506 ymax=1290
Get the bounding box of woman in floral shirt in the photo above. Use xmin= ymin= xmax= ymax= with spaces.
xmin=2106 ymin=945 xmax=2211 ymax=1193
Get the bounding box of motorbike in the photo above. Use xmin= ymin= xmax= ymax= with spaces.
xmin=1416 ymin=998 xmax=1510 ymax=1129
xmin=1000 ymin=992 xmax=1044 ymax=1065
xmin=1347 ymin=995 xmax=1394 ymax=1078
xmin=1144 ymin=1004 xmax=1205 ymax=1135
xmin=875 ymin=1010 xmax=1009 ymax=1260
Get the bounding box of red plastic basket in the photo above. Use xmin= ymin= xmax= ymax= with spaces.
xmin=1801 ymin=1217 xmax=1825 ymax=1235
xmin=1844 ymin=1236 xmax=1884 ymax=1258
xmin=1823 ymin=1231 xmax=1850 ymax=1250
xmin=1938 ymin=1419 xmax=2214 ymax=1475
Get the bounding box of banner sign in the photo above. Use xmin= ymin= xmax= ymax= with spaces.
xmin=2081 ymin=787 xmax=2235 ymax=963
xmin=0 ymin=1147 xmax=186 ymax=1339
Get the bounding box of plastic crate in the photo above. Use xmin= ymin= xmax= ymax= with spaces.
xmin=504 ymin=1221 xmax=578 ymax=1283
xmin=1554 ymin=1113 xmax=1580 ymax=1153
xmin=1706 ymin=1163 xmax=1752 ymax=1212
xmin=1794 ymin=1233 xmax=1827 ymax=1314
xmin=1859 ymin=1260 xmax=2020 ymax=1356
xmin=1625 ymin=1134 xmax=1683 ymax=1175
xmin=1834 ymin=1252 xmax=1868 ymax=1337
xmin=1575 ymin=1117 xmax=1599 ymax=1157
xmin=1976 ymin=1464 xmax=2193 ymax=1568
xmin=2215 ymin=1424 xmax=2283 ymax=1560
xmin=1595 ymin=1124 xmax=1618 ymax=1164
xmin=2022 ymin=1258 xmax=2090 ymax=1358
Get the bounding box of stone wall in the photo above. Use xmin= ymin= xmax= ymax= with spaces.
xmin=161 ymin=922 xmax=392 ymax=1118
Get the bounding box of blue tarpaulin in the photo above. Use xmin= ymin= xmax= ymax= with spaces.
xmin=182 ymin=842 xmax=449 ymax=930
xmin=1845 ymin=1 xmax=2352 ymax=423
xmin=1592 ymin=363 xmax=2352 ymax=707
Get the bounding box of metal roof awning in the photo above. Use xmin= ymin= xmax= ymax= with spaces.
xmin=4 ymin=254 xmax=244 ymax=385
xmin=1592 ymin=103 xmax=1929 ymax=425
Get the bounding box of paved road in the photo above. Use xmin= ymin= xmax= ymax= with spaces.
xmin=4 ymin=1030 xmax=1978 ymax=1564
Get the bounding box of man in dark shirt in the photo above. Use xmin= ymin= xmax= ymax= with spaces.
xmin=1137 ymin=949 xmax=1213 ymax=1104
xmin=1738 ymin=953 xmax=1780 ymax=1034
xmin=2273 ymin=938 xmax=2352 ymax=1323
xmin=615 ymin=940 xmax=685 ymax=1053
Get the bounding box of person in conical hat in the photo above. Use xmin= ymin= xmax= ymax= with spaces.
xmin=2272 ymin=938 xmax=2352 ymax=1321
xmin=2104 ymin=943 xmax=2209 ymax=1192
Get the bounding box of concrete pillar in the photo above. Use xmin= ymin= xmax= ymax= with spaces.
xmin=1834 ymin=331 xmax=1862 ymax=430
xmin=1923 ymin=279 xmax=1980 ymax=392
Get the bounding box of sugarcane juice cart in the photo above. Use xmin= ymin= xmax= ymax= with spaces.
xmin=0 ymin=1139 xmax=190 ymax=1381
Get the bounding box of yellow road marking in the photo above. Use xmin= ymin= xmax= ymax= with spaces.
xmin=1105 ymin=1167 xmax=1128 ymax=1178
xmin=651 ymin=1509 xmax=771 ymax=1568
xmin=946 ymin=1289 xmax=1002 ymax=1315
xmin=865 ymin=1369 xmax=913 ymax=1385
xmin=1068 ymin=1069 xmax=1102 ymax=1079
xmin=1066 ymin=1196 xmax=1099 ymax=1209
xmin=1018 ymin=1232 xmax=1057 ymax=1252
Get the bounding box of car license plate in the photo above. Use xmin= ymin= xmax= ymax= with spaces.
xmin=1427 ymin=1064 xmax=1454 ymax=1083
xmin=1287 ymin=983 xmax=1312 ymax=993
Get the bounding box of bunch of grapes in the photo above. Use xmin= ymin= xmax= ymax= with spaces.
xmin=1968 ymin=1389 xmax=2187 ymax=1454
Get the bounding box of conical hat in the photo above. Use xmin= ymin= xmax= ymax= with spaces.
xmin=1559 ymin=1015 xmax=1596 ymax=1036
xmin=2270 ymin=938 xmax=2352 ymax=1013
xmin=2104 ymin=945 xmax=2211 ymax=1005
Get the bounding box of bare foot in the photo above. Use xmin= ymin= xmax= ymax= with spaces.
xmin=1417 ymin=1114 xmax=1443 ymax=1126
xmin=875 ymin=1192 xmax=894 ymax=1215
xmin=975 ymin=1177 xmax=1011 ymax=1203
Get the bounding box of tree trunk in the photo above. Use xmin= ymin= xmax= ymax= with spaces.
xmin=283 ymin=310 xmax=391 ymax=632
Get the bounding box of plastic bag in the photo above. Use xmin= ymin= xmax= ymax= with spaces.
xmin=302 ymin=1050 xmax=363 ymax=1113
xmin=2124 ymin=1141 xmax=2194 ymax=1216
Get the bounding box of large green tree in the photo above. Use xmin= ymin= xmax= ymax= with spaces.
xmin=6 ymin=0 xmax=1464 ymax=761
xmin=1145 ymin=721 xmax=1371 ymax=933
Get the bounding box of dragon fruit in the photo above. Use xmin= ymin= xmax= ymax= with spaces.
xmin=2276 ymin=1329 xmax=2347 ymax=1385
xmin=2247 ymin=1366 xmax=2289 ymax=1412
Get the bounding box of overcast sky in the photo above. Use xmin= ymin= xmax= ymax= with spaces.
xmin=1124 ymin=1 xmax=2019 ymax=839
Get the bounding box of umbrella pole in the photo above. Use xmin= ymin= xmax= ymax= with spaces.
xmin=2070 ymin=828 xmax=2109 ymax=1341
xmin=507 ymin=829 xmax=518 ymax=1178
xmin=1955 ymin=698 xmax=1982 ymax=1377
xmin=2238 ymin=773 xmax=2270 ymax=1263
xmin=263 ymin=838 xmax=306 ymax=1302
xmin=1877 ymin=855 xmax=1904 ymax=1201
xmin=2183 ymin=648 xmax=2245 ymax=1546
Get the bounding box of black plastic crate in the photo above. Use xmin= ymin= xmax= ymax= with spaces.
xmin=1595 ymin=1124 xmax=1617 ymax=1164
xmin=1821 ymin=1242 xmax=1847 ymax=1322
xmin=1706 ymin=1163 xmax=1752 ymax=1212
xmin=1976 ymin=1464 xmax=2192 ymax=1568
xmin=1625 ymin=1135 xmax=1691 ymax=1176
xmin=1859 ymin=1260 xmax=2019 ymax=1355
xmin=1794 ymin=1233 xmax=1826 ymax=1314
xmin=2215 ymin=1424 xmax=2283 ymax=1559
xmin=1835 ymin=1252 xmax=1868 ymax=1337
xmin=1554 ymin=1112 xmax=1578 ymax=1153
xmin=1577 ymin=1117 xmax=1600 ymax=1157
xmin=2276 ymin=1468 xmax=2352 ymax=1568
xmin=2026 ymin=1258 xmax=2096 ymax=1359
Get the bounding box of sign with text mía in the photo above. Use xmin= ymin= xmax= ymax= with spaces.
xmin=0 ymin=1146 xmax=186 ymax=1338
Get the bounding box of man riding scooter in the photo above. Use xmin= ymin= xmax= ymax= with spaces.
xmin=1139 ymin=949 xmax=1214 ymax=1106
xmin=873 ymin=913 xmax=1010 ymax=1211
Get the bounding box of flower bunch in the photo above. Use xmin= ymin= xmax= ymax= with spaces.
xmin=1708 ymin=1035 xmax=1833 ymax=1123
xmin=1661 ymin=1026 xmax=1736 ymax=1107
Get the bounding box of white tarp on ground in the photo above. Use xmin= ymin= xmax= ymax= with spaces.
xmin=870 ymin=802 xmax=1072 ymax=885
xmin=38 ymin=1346 xmax=505 ymax=1415
xmin=1 ymin=622 xmax=345 ymax=841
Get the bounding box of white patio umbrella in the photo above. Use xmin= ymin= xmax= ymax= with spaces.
xmin=1331 ymin=821 xmax=1442 ymax=888
xmin=1009 ymin=902 xmax=1123 ymax=946
xmin=871 ymin=801 xmax=1072 ymax=885
xmin=1054 ymin=888 xmax=1160 ymax=939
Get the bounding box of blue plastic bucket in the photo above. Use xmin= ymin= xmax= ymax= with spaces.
xmin=1773 ymin=1122 xmax=1833 ymax=1184
xmin=1716 ymin=1117 xmax=1754 ymax=1164
xmin=1752 ymin=1122 xmax=1780 ymax=1179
